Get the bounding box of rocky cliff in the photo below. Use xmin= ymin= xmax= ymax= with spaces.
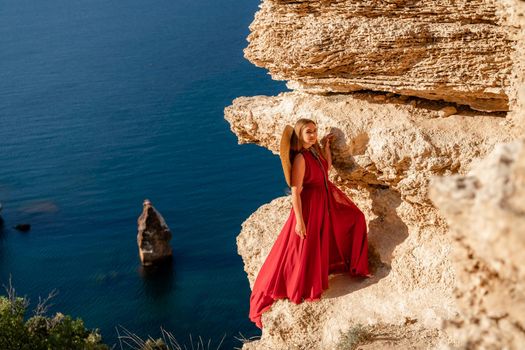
xmin=244 ymin=0 xmax=517 ymax=112
xmin=225 ymin=0 xmax=524 ymax=349
xmin=429 ymin=139 xmax=525 ymax=349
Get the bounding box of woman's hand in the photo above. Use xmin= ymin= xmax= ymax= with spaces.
xmin=321 ymin=132 xmax=335 ymax=171
xmin=321 ymin=132 xmax=335 ymax=148
xmin=295 ymin=220 xmax=307 ymax=239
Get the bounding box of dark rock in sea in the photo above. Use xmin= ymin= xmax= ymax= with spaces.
xmin=14 ymin=224 xmax=31 ymax=232
xmin=137 ymin=199 xmax=173 ymax=266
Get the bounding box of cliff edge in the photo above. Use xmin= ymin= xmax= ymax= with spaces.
xmin=225 ymin=0 xmax=524 ymax=348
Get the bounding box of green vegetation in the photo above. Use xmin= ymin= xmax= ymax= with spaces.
xmin=0 ymin=277 xmax=230 ymax=350
xmin=0 ymin=278 xmax=108 ymax=350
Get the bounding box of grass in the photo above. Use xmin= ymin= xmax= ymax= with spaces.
xmin=337 ymin=323 xmax=373 ymax=350
xmin=115 ymin=326 xmax=227 ymax=350
xmin=114 ymin=327 xmax=263 ymax=350
xmin=232 ymin=332 xmax=261 ymax=350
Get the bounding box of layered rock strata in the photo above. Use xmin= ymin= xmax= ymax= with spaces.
xmin=227 ymin=0 xmax=524 ymax=348
xmin=226 ymin=92 xmax=513 ymax=349
xmin=244 ymin=0 xmax=517 ymax=112
xmin=425 ymin=2 xmax=525 ymax=347
xmin=226 ymin=92 xmax=513 ymax=206
xmin=506 ymin=0 xmax=525 ymax=135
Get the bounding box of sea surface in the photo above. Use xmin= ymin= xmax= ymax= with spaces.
xmin=0 ymin=0 xmax=288 ymax=348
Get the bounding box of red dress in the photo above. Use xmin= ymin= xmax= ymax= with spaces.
xmin=249 ymin=148 xmax=369 ymax=329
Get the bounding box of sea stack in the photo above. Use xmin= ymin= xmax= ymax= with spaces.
xmin=137 ymin=199 xmax=173 ymax=266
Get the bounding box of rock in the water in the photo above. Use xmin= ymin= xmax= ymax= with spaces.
xmin=14 ymin=224 xmax=31 ymax=232
xmin=137 ymin=199 xmax=173 ymax=266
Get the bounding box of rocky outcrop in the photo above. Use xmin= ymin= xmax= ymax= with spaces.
xmin=424 ymin=1 xmax=525 ymax=347
xmin=237 ymin=195 xmax=457 ymax=349
xmin=226 ymin=92 xmax=514 ymax=206
xmin=226 ymin=0 xmax=524 ymax=348
xmin=429 ymin=139 xmax=525 ymax=349
xmin=226 ymin=91 xmax=515 ymax=349
xmin=507 ymin=0 xmax=525 ymax=135
xmin=137 ymin=199 xmax=173 ymax=266
xmin=244 ymin=0 xmax=517 ymax=112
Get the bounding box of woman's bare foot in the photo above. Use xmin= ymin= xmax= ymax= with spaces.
xmin=350 ymin=271 xmax=374 ymax=279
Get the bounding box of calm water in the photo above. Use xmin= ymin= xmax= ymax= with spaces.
xmin=0 ymin=0 xmax=288 ymax=348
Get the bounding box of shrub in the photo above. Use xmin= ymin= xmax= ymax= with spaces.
xmin=1 ymin=277 xmax=229 ymax=350
xmin=0 ymin=278 xmax=108 ymax=350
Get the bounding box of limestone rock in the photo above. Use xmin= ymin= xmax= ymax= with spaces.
xmin=225 ymin=90 xmax=516 ymax=348
xmin=137 ymin=199 xmax=173 ymax=266
xmin=506 ymin=0 xmax=525 ymax=136
xmin=244 ymin=0 xmax=516 ymax=111
xmin=237 ymin=195 xmax=457 ymax=350
xmin=226 ymin=0 xmax=525 ymax=348
xmin=225 ymin=91 xmax=513 ymax=205
xmin=437 ymin=106 xmax=457 ymax=118
xmin=429 ymin=139 xmax=525 ymax=349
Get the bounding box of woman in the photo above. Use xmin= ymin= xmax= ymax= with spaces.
xmin=248 ymin=118 xmax=370 ymax=329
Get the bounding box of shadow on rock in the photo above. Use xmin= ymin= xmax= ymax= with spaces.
xmin=367 ymin=185 xmax=408 ymax=267
xmin=324 ymin=265 xmax=390 ymax=299
xmin=324 ymin=128 xmax=409 ymax=298
xmin=323 ymin=185 xmax=408 ymax=299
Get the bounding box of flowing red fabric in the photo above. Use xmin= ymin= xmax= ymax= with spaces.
xmin=249 ymin=148 xmax=369 ymax=329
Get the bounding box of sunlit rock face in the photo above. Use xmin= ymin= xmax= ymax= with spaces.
xmin=225 ymin=92 xmax=514 ymax=206
xmin=244 ymin=0 xmax=518 ymax=112
xmin=225 ymin=0 xmax=525 ymax=348
xmin=430 ymin=139 xmax=525 ymax=349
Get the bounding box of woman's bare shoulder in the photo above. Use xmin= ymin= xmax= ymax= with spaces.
xmin=294 ymin=152 xmax=305 ymax=159
xmin=292 ymin=152 xmax=305 ymax=165
xmin=292 ymin=153 xmax=306 ymax=176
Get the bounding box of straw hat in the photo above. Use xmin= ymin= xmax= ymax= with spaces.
xmin=279 ymin=125 xmax=295 ymax=187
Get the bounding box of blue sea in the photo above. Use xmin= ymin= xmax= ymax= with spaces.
xmin=0 ymin=0 xmax=288 ymax=348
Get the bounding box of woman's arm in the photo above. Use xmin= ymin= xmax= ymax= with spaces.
xmin=291 ymin=153 xmax=306 ymax=238
xmin=321 ymin=134 xmax=334 ymax=171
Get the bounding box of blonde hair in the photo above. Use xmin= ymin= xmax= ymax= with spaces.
xmin=289 ymin=118 xmax=325 ymax=163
